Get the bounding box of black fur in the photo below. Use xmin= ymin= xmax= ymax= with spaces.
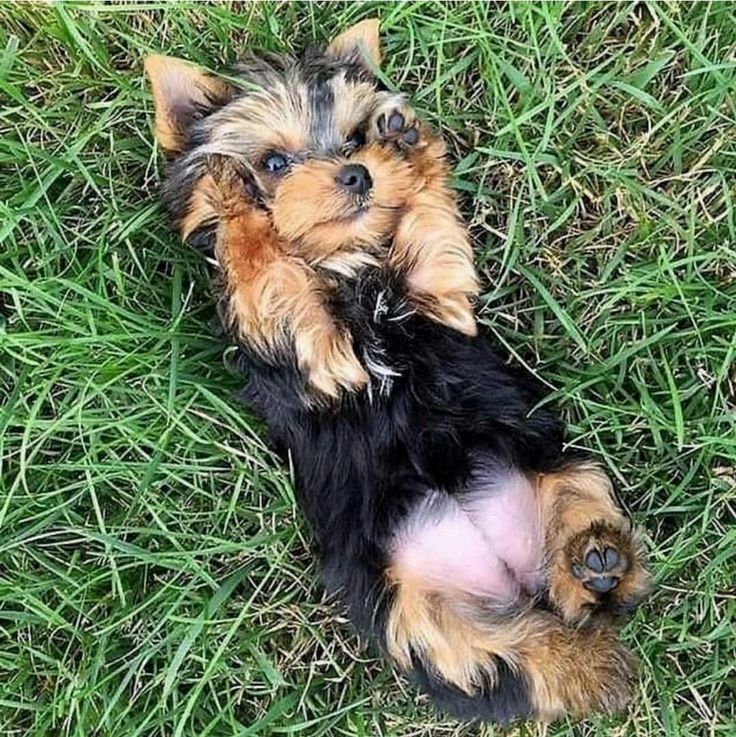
xmin=229 ymin=267 xmax=565 ymax=723
xmin=411 ymin=659 xmax=532 ymax=723
xmin=155 ymin=46 xmax=576 ymax=723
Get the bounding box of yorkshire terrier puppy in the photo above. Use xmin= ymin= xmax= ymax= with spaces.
xmin=146 ymin=19 xmax=651 ymax=723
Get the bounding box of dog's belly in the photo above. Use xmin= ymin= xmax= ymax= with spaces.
xmin=390 ymin=461 xmax=542 ymax=601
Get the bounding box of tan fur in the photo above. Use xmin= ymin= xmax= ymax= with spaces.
xmin=331 ymin=75 xmax=380 ymax=139
xmin=609 ymin=534 xmax=651 ymax=606
xmin=367 ymin=98 xmax=480 ymax=335
xmin=204 ymin=74 xmax=377 ymax=169
xmin=384 ymin=460 xmax=650 ymax=718
xmin=147 ymin=39 xmax=480 ymax=397
xmin=204 ymin=85 xmax=309 ymax=162
xmin=145 ymin=55 xmax=229 ymax=153
xmin=180 ymin=174 xmax=218 ymax=241
xmin=206 ymin=169 xmax=367 ymax=398
xmin=385 ymin=564 xmax=636 ymax=720
xmin=272 ymin=144 xmax=418 ymax=259
xmin=385 ymin=570 xmax=520 ymax=691
xmin=520 ymin=614 xmax=636 ymax=719
xmin=391 ymin=182 xmax=479 ymax=336
xmin=326 ymin=18 xmax=381 ymax=66
xmin=148 ymin=26 xmax=650 ymax=722
xmin=537 ymin=463 xmax=652 ymax=624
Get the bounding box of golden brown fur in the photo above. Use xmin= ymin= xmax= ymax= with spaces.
xmin=385 ymin=578 xmax=635 ymax=720
xmin=146 ymin=32 xmax=480 ymax=393
xmin=272 ymin=144 xmax=417 ymax=261
xmin=207 ymin=156 xmax=367 ymax=397
xmin=145 ymin=55 xmax=230 ymax=154
xmin=146 ymin=19 xmax=650 ymax=723
xmin=537 ymin=464 xmax=652 ymax=624
xmin=386 ymin=460 xmax=649 ymax=719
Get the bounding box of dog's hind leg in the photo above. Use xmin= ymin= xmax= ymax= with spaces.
xmin=386 ymin=564 xmax=637 ymax=721
xmin=536 ymin=462 xmax=652 ymax=625
xmin=385 ymin=487 xmax=638 ymax=721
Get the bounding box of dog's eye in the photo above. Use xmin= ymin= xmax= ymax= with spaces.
xmin=261 ymin=152 xmax=290 ymax=175
xmin=344 ymin=129 xmax=365 ymax=152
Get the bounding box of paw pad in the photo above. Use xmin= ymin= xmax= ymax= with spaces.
xmin=375 ymin=108 xmax=419 ymax=147
xmin=573 ymin=544 xmax=629 ymax=595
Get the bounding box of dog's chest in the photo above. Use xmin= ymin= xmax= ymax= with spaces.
xmin=328 ymin=267 xmax=414 ymax=397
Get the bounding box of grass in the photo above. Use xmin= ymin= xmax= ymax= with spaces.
xmin=1 ymin=1 xmax=734 ymax=735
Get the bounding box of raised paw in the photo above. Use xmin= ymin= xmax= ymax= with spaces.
xmin=368 ymin=100 xmax=420 ymax=151
xmin=550 ymin=522 xmax=651 ymax=625
xmin=376 ymin=109 xmax=419 ymax=146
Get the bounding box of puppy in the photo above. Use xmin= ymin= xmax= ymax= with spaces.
xmin=145 ymin=19 xmax=651 ymax=723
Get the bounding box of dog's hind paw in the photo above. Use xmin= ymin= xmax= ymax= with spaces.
xmin=572 ymin=538 xmax=629 ymax=594
xmin=552 ymin=522 xmax=652 ymax=624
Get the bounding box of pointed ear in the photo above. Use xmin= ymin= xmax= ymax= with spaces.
xmin=326 ymin=18 xmax=381 ymax=68
xmin=144 ymin=55 xmax=230 ymax=154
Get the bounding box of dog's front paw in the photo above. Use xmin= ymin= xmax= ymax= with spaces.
xmin=368 ymin=99 xmax=420 ymax=151
xmin=299 ymin=330 xmax=369 ymax=400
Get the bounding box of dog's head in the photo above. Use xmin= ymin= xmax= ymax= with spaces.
xmin=146 ymin=20 xmax=430 ymax=269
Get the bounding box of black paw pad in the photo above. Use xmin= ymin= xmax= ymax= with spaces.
xmin=387 ymin=111 xmax=404 ymax=132
xmin=587 ymin=575 xmax=618 ymax=593
xmin=585 ymin=549 xmax=605 ymax=573
xmin=376 ymin=108 xmax=419 ymax=147
xmin=402 ymin=127 xmax=418 ymax=145
xmin=574 ymin=543 xmax=628 ymax=596
xmin=604 ymin=546 xmax=620 ymax=568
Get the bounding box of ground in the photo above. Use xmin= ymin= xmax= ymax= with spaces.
xmin=1 ymin=2 xmax=734 ymax=736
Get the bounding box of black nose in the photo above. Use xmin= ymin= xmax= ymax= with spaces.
xmin=335 ymin=164 xmax=372 ymax=196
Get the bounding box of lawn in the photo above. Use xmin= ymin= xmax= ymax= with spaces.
xmin=1 ymin=1 xmax=734 ymax=735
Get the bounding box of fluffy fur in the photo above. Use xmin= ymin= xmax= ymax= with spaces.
xmin=146 ymin=19 xmax=651 ymax=723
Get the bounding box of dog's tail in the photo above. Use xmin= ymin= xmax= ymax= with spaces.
xmin=385 ymin=587 xmax=636 ymax=723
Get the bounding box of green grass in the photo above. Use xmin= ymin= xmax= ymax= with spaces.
xmin=1 ymin=1 xmax=734 ymax=735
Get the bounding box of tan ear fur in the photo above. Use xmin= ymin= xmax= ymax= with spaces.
xmin=326 ymin=18 xmax=381 ymax=67
xmin=144 ymin=55 xmax=229 ymax=153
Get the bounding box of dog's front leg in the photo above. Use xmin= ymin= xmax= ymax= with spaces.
xmin=368 ymin=97 xmax=479 ymax=336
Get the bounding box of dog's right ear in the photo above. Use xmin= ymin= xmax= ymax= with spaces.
xmin=326 ymin=19 xmax=381 ymax=69
xmin=144 ymin=55 xmax=230 ymax=155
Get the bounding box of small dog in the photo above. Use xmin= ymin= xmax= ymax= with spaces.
xmin=145 ymin=19 xmax=652 ymax=723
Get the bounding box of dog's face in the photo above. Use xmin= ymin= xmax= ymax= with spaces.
xmin=147 ymin=20 xmax=424 ymax=268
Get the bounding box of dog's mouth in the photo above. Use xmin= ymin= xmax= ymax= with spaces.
xmin=336 ymin=200 xmax=371 ymax=222
xmin=309 ymin=195 xmax=372 ymax=227
xmin=337 ymin=188 xmax=407 ymax=218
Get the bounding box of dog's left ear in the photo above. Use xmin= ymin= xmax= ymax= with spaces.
xmin=326 ymin=18 xmax=381 ymax=68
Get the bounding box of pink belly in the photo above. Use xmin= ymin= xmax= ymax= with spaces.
xmin=390 ymin=464 xmax=542 ymax=601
